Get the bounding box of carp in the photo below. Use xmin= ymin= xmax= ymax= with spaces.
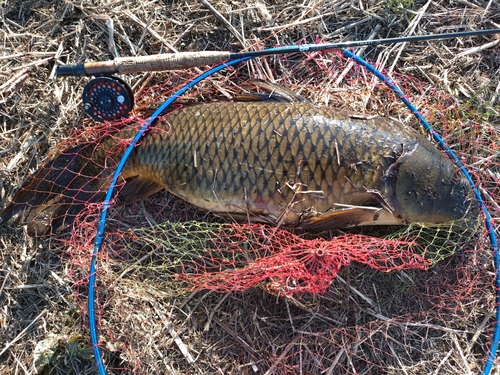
xmin=0 ymin=86 xmax=475 ymax=236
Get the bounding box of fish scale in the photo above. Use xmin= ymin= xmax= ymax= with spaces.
xmin=1 ymin=100 xmax=473 ymax=236
xmin=121 ymin=102 xmax=424 ymax=225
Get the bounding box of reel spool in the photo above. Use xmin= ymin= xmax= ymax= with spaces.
xmin=82 ymin=76 xmax=134 ymax=122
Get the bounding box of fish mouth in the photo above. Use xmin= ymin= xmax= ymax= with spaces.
xmin=383 ymin=144 xmax=475 ymax=225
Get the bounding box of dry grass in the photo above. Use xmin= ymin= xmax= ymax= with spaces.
xmin=1 ymin=0 xmax=499 ymax=374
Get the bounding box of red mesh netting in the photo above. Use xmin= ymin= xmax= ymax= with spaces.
xmin=173 ymin=225 xmax=429 ymax=296
xmin=6 ymin=49 xmax=497 ymax=374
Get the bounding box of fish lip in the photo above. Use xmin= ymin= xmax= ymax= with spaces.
xmin=384 ymin=143 xmax=473 ymax=225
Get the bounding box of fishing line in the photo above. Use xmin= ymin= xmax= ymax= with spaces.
xmin=87 ymin=45 xmax=499 ymax=375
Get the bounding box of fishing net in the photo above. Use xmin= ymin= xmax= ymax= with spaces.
xmin=24 ymin=50 xmax=499 ymax=374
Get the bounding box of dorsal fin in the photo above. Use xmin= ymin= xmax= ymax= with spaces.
xmin=235 ymin=80 xmax=308 ymax=103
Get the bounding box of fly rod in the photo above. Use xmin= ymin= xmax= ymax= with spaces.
xmin=56 ymin=28 xmax=500 ymax=76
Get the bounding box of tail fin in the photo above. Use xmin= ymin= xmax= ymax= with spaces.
xmin=1 ymin=143 xmax=110 ymax=236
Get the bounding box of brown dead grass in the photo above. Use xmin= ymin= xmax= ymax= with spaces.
xmin=0 ymin=0 xmax=499 ymax=374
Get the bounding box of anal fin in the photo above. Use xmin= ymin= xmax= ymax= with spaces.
xmin=298 ymin=207 xmax=403 ymax=231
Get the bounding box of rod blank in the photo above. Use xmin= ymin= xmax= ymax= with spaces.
xmin=55 ymin=28 xmax=500 ymax=77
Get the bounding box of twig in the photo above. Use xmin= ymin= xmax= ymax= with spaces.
xmin=7 ymin=134 xmax=45 ymax=170
xmin=471 ymin=150 xmax=500 ymax=166
xmin=465 ymin=312 xmax=493 ymax=356
xmin=345 ymin=334 xmax=358 ymax=374
xmin=257 ymin=10 xmax=340 ymax=32
xmin=123 ymin=10 xmax=177 ymax=53
xmin=263 ymin=336 xmax=299 ymax=375
xmin=253 ymin=1 xmax=273 ymax=23
xmin=150 ymin=302 xmax=196 ymax=364
xmin=285 ymin=298 xmax=296 ymax=332
xmin=482 ymin=0 xmax=494 ymax=20
xmin=165 ymin=321 xmax=195 ymax=364
xmin=326 ymin=17 xmax=372 ymax=38
xmin=0 ymin=68 xmax=29 ymax=92
xmin=388 ymin=0 xmax=432 ymax=74
xmin=49 ymin=41 xmax=65 ymax=80
xmin=456 ymin=0 xmax=482 ymax=9
xmin=303 ymin=344 xmax=323 ymax=367
xmin=325 ymin=347 xmax=346 ymax=375
xmin=431 ymin=348 xmax=454 ymax=375
xmin=135 ymin=14 xmax=152 ymax=54
xmin=212 ymin=315 xmax=260 ymax=370
xmin=336 ymin=275 xmax=377 ymax=309
xmin=114 ymin=17 xmax=137 ymax=55
xmin=363 ymin=308 xmax=468 ymax=334
xmin=479 ymin=186 xmax=500 ymax=213
xmin=12 ymin=284 xmax=48 ymax=289
xmin=0 ymin=309 xmax=47 ymax=357
xmin=199 ymin=0 xmax=246 ymax=47
xmin=11 ymin=57 xmax=53 ymax=71
xmin=0 ymin=52 xmax=57 ymax=60
xmin=94 ymin=15 xmax=119 ymax=57
xmin=0 ymin=269 xmax=11 ymax=299
xmin=203 ymin=292 xmax=231 ymax=332
xmin=336 ymin=24 xmax=381 ymax=86
xmin=13 ymin=354 xmax=29 ymax=375
xmin=489 ymin=80 xmax=500 ymax=106
xmin=387 ymin=341 xmax=409 ymax=375
xmin=132 ymin=71 xmax=155 ymax=93
xmin=452 ymin=333 xmax=474 ymax=375
xmin=456 ymin=39 xmax=500 ymax=58
xmin=171 ymin=20 xmax=199 ymax=48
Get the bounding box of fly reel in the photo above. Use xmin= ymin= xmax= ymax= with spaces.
xmin=82 ymin=76 xmax=134 ymax=122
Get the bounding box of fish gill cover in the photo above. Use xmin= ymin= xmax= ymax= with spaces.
xmin=0 ymin=1 xmax=499 ymax=375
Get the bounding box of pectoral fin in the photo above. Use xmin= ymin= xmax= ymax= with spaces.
xmin=298 ymin=207 xmax=403 ymax=231
xmin=118 ymin=175 xmax=165 ymax=201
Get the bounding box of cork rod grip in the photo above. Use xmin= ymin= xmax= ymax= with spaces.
xmin=56 ymin=51 xmax=232 ymax=76
xmin=114 ymin=51 xmax=231 ymax=73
